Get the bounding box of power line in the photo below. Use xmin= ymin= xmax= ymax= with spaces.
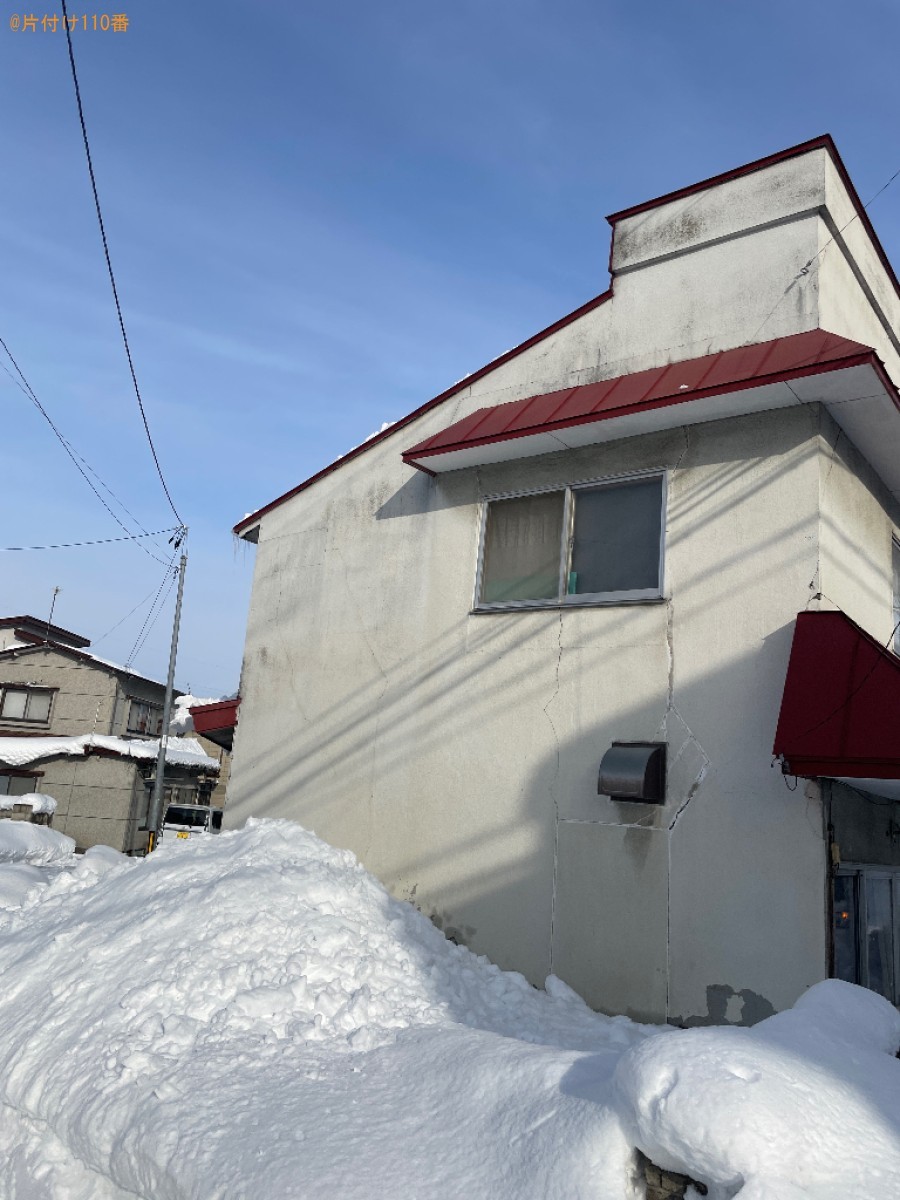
xmin=93 ymin=581 xmax=173 ymax=646
xmin=52 ymin=430 xmax=169 ymax=555
xmin=59 ymin=0 xmax=183 ymax=527
xmin=1 ymin=356 xmax=167 ymax=558
xmin=0 ymin=528 xmax=178 ymax=553
xmin=124 ymin=539 xmax=182 ymax=669
xmin=130 ymin=569 xmax=178 ymax=668
xmin=0 ymin=337 xmax=171 ymax=567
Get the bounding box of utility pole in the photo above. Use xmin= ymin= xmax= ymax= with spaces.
xmin=147 ymin=533 xmax=188 ymax=851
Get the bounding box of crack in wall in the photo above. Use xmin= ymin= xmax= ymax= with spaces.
xmin=544 ymin=610 xmax=564 ymax=976
xmin=657 ymin=446 xmax=711 ymax=1021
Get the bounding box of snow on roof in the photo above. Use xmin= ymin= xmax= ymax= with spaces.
xmin=169 ymin=693 xmax=233 ymax=735
xmin=0 ymin=734 xmax=219 ymax=771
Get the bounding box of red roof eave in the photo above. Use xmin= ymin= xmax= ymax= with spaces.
xmin=402 ymin=331 xmax=898 ymax=468
xmin=189 ymin=697 xmax=240 ymax=731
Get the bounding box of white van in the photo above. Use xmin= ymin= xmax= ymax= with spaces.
xmin=161 ymin=804 xmax=224 ymax=840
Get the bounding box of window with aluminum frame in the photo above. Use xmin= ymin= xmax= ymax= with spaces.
xmin=473 ymin=471 xmax=667 ymax=612
xmin=0 ymin=685 xmax=53 ymax=724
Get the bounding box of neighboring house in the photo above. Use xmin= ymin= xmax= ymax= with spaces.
xmin=0 ymin=615 xmax=219 ymax=852
xmin=227 ymin=136 xmax=900 ymax=1026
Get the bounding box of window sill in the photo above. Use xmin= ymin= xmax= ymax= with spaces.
xmin=471 ymin=595 xmax=667 ymax=615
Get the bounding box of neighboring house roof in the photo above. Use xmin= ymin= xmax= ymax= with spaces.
xmin=0 ymin=734 xmax=220 ymax=772
xmin=0 ymin=639 xmax=171 ymax=692
xmin=401 ymin=330 xmax=900 ymax=496
xmin=233 ymin=134 xmax=898 ymax=539
xmin=0 ymin=616 xmax=90 ymax=649
xmin=774 ymin=610 xmax=900 ymax=783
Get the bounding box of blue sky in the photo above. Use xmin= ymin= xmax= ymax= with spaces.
xmin=2 ymin=0 xmax=899 ymax=693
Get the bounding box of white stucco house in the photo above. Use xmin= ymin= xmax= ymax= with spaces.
xmin=228 ymin=136 xmax=900 ymax=1026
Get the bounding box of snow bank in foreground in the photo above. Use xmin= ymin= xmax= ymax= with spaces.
xmin=0 ymin=819 xmax=897 ymax=1200
xmin=616 ymin=980 xmax=900 ymax=1199
xmin=0 ymin=819 xmax=644 ymax=1199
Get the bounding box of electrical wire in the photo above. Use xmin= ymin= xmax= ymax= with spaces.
xmin=52 ymin=430 xmax=169 ymax=554
xmin=92 ymin=581 xmax=172 ymax=647
xmin=0 ymin=528 xmax=177 ymax=553
xmin=0 ymin=339 xmax=172 ymax=567
xmin=128 ymin=565 xmax=178 ymax=669
xmin=123 ymin=538 xmax=183 ymax=669
xmin=59 ymin=0 xmax=183 ymax=527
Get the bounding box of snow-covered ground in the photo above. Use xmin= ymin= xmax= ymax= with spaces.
xmin=0 ymin=819 xmax=897 ymax=1200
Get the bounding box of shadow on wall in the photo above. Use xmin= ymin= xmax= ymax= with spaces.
xmin=230 ymin=416 xmax=847 ymax=1024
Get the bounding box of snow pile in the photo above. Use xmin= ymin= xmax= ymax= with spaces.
xmin=0 ymin=733 xmax=219 ymax=771
xmin=616 ymin=980 xmax=900 ymax=1199
xmin=0 ymin=791 xmax=57 ymax=814
xmin=0 ymin=819 xmax=643 ymax=1199
xmin=0 ymin=818 xmax=897 ymax=1199
xmin=0 ymin=820 xmax=74 ymax=865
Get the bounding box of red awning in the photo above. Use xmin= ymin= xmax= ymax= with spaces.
xmin=402 ymin=331 xmax=900 ymax=498
xmin=189 ymin=698 xmax=240 ymax=752
xmin=773 ymin=611 xmax=900 ymax=779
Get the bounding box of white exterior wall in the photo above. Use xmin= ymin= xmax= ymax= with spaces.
xmin=231 ymin=404 xmax=828 ymax=1024
xmin=817 ymin=409 xmax=900 ymax=639
xmin=229 ymin=143 xmax=900 ymax=1024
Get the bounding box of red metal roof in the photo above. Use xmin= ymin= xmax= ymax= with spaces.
xmin=402 ymin=331 xmax=892 ymax=469
xmin=773 ymin=611 xmax=900 ymax=779
xmin=189 ymin=697 xmax=240 ymax=751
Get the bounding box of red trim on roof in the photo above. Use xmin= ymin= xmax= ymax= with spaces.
xmin=233 ymin=289 xmax=613 ymax=536
xmin=402 ymin=331 xmax=895 ymax=467
xmin=773 ymin=611 xmax=900 ymax=779
xmin=606 ymin=134 xmax=900 ymax=307
xmin=607 ymin=135 xmax=836 ymax=224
